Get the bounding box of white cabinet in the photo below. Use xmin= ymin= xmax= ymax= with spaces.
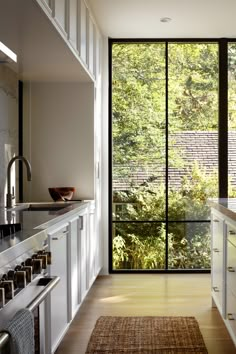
xmin=38 ymin=0 xmax=53 ymax=14
xmin=226 ymin=225 xmax=236 ymax=341
xmin=211 ymin=208 xmax=236 ymax=347
xmin=78 ymin=208 xmax=88 ymax=302
xmin=68 ymin=0 xmax=78 ymax=49
xmin=68 ymin=215 xmax=80 ymax=319
xmin=53 ymin=0 xmax=68 ymax=34
xmin=36 ymin=0 xmax=101 ymax=80
xmin=86 ymin=11 xmax=94 ymax=73
xmin=211 ymin=212 xmax=225 ymax=315
xmin=46 ymin=203 xmax=101 ymax=353
xmin=78 ymin=0 xmax=87 ymax=65
xmin=48 ymin=221 xmax=70 ymax=353
xmin=87 ymin=206 xmax=95 ymax=289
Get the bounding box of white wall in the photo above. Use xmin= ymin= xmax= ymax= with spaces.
xmin=0 ymin=65 xmax=18 ymax=207
xmin=23 ymin=81 xmax=95 ymax=202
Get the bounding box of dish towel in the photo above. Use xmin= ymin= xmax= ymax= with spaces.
xmin=5 ymin=308 xmax=35 ymax=354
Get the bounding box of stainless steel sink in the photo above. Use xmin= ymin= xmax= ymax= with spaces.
xmin=26 ymin=203 xmax=71 ymax=211
xmin=10 ymin=202 xmax=74 ymax=212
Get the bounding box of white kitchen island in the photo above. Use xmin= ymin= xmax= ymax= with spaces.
xmin=209 ymin=198 xmax=236 ymax=347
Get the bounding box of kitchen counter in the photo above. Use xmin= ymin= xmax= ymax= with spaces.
xmin=208 ymin=198 xmax=236 ymax=221
xmin=0 ymin=201 xmax=92 ymax=256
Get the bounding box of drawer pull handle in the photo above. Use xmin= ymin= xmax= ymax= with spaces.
xmin=228 ymin=313 xmax=235 ymax=321
xmin=213 ymin=248 xmax=219 ymax=253
xmin=229 ymin=230 xmax=236 ymax=235
xmin=79 ymin=216 xmax=83 ymax=230
xmin=52 ymin=232 xmax=68 ymax=240
xmin=213 ymin=219 xmax=219 ymax=222
xmin=213 ymin=286 xmax=219 ymax=292
xmin=227 ymin=267 xmax=235 ymax=272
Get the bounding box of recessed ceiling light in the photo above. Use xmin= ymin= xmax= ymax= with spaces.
xmin=160 ymin=17 xmax=172 ymax=23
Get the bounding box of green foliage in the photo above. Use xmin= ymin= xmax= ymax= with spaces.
xmin=113 ymin=43 xmax=166 ymax=165
xmin=112 ymin=162 xmax=217 ymax=270
xmin=228 ymin=44 xmax=236 ymax=129
xmin=112 ymin=42 xmax=219 ymax=167
xmin=168 ymin=43 xmax=218 ymax=131
xmin=113 ymin=226 xmax=166 ymax=270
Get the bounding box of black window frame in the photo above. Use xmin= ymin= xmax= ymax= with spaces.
xmin=109 ymin=38 xmax=232 ymax=273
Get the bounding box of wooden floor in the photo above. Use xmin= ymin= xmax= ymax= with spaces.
xmin=55 ymin=274 xmax=236 ymax=354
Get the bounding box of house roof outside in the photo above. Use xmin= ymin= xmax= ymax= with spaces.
xmin=113 ymin=130 xmax=236 ymax=191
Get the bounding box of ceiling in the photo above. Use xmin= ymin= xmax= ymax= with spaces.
xmin=87 ymin=0 xmax=236 ymax=38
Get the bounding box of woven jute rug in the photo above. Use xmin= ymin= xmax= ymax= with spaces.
xmin=85 ymin=316 xmax=208 ymax=354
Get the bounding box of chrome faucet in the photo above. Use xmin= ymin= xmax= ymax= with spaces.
xmin=6 ymin=155 xmax=32 ymax=209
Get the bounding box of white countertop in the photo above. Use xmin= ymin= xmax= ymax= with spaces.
xmin=208 ymin=198 xmax=236 ymax=221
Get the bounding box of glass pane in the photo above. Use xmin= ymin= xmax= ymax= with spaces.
xmin=168 ymin=222 xmax=211 ymax=269
xmin=228 ymin=43 xmax=236 ymax=197
xmin=112 ymin=222 xmax=165 ymax=270
xmin=112 ymin=43 xmax=166 ymax=221
xmin=168 ymin=43 xmax=219 ymax=220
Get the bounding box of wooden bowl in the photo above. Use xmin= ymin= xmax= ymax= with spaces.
xmin=48 ymin=187 xmax=75 ymax=202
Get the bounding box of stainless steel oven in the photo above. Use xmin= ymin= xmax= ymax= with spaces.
xmin=0 ymin=228 xmax=59 ymax=354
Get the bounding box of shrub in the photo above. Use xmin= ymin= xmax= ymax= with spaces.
xmin=112 ymin=162 xmax=217 ymax=270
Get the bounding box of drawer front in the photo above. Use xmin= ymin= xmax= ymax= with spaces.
xmin=212 ymin=217 xmax=224 ymax=252
xmin=212 ymin=250 xmax=223 ymax=311
xmin=211 ymin=214 xmax=224 ymax=312
xmin=227 ymin=240 xmax=236 ymax=296
xmin=226 ymin=286 xmax=236 ymax=336
xmin=228 ymin=227 xmax=236 ymax=248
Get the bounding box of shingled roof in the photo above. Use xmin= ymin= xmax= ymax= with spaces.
xmin=113 ymin=131 xmax=236 ymax=190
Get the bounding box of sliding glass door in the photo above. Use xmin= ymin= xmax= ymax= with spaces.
xmin=110 ymin=40 xmax=219 ymax=272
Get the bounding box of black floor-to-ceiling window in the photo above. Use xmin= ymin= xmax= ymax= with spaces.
xmin=109 ymin=39 xmax=232 ymax=273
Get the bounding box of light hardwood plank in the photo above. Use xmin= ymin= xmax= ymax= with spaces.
xmin=55 ymin=274 xmax=236 ymax=354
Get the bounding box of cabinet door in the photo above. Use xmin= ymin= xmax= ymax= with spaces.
xmin=86 ymin=13 xmax=94 ymax=74
xmin=78 ymin=0 xmax=87 ymax=64
xmin=226 ymin=225 xmax=236 ymax=340
xmin=54 ymin=0 xmax=68 ymax=34
xmin=87 ymin=210 xmax=95 ymax=289
xmin=78 ymin=210 xmax=88 ymax=302
xmin=227 ymin=237 xmax=236 ymax=296
xmin=68 ymin=216 xmax=79 ymax=319
xmin=211 ymin=213 xmax=224 ymax=314
xmin=48 ymin=223 xmax=69 ymax=353
xmin=226 ymin=286 xmax=236 ymax=336
xmin=68 ymin=0 xmax=78 ymax=49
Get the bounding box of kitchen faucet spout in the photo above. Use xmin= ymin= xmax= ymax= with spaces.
xmin=6 ymin=155 xmax=32 ymax=209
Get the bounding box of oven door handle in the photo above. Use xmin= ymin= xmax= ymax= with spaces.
xmin=27 ymin=275 xmax=60 ymax=311
xmin=0 ymin=275 xmax=60 ymax=350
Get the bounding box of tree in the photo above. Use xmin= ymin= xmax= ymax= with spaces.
xmin=112 ymin=42 xmax=218 ymax=167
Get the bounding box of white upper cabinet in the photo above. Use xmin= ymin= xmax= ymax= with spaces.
xmin=78 ymin=0 xmax=87 ymax=65
xmin=53 ymin=0 xmax=68 ymax=34
xmin=93 ymin=23 xmax=97 ymax=79
xmin=95 ymin=29 xmax=101 ymax=81
xmin=68 ymin=0 xmax=78 ymax=49
xmin=39 ymin=0 xmax=53 ymax=14
xmin=86 ymin=10 xmax=94 ymax=73
xmin=36 ymin=0 xmax=100 ymax=80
